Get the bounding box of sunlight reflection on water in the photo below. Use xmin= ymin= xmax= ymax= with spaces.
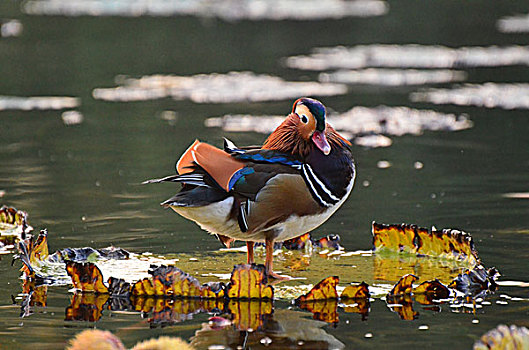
xmin=92 ymin=71 xmax=347 ymax=103
xmin=23 ymin=0 xmax=388 ymax=20
xmin=411 ymin=83 xmax=529 ymax=109
xmin=206 ymin=106 xmax=472 ymax=147
xmin=286 ymin=45 xmax=529 ymax=70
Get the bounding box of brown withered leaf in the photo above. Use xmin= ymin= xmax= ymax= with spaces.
xmin=296 ymin=276 xmax=339 ymax=303
xmin=0 ymin=205 xmax=32 ymax=239
xmin=149 ymin=265 xmax=203 ymax=298
xmin=388 ymin=274 xmax=418 ymax=296
xmin=65 ymin=261 xmax=109 ymax=294
xmin=313 ymin=234 xmax=342 ymax=250
xmin=386 ymin=294 xmax=418 ymax=321
xmin=282 ymin=232 xmax=312 ymax=250
xmin=107 ymin=277 xmax=131 ymax=296
xmin=131 ymin=278 xmax=156 ymax=296
xmin=226 ymin=264 xmax=274 ymax=300
xmin=413 ymin=279 xmax=450 ymax=302
xmin=227 ymin=299 xmax=273 ymax=330
xmin=372 ymin=222 xmax=479 ymax=265
xmin=474 ymin=324 xmax=529 ymax=350
xmin=29 ymin=229 xmax=49 ymax=264
xmin=448 ymin=265 xmax=499 ymax=299
xmin=65 ymin=293 xmax=109 ymax=322
xmin=297 ymin=300 xmax=339 ymax=324
xmin=341 ymin=298 xmax=370 ymax=320
xmin=340 ymin=281 xmax=370 ymax=299
xmin=17 ymin=229 xmax=50 ymax=276
xmin=200 ymin=281 xmax=225 ymax=299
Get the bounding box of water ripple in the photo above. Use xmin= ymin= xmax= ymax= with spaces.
xmin=92 ymin=71 xmax=347 ymax=103
xmin=0 ymin=96 xmax=80 ymax=111
xmin=411 ymin=83 xmax=529 ymax=110
xmin=206 ymin=106 xmax=472 ymax=147
xmin=319 ymin=68 xmax=467 ymax=86
xmin=23 ymin=0 xmax=388 ymax=20
xmin=497 ymin=13 xmax=529 ymax=33
xmin=285 ymin=44 xmax=529 ymax=70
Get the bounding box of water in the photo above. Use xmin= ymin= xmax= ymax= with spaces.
xmin=1 ymin=0 xmax=529 ymax=349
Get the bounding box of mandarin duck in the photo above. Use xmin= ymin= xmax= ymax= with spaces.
xmin=145 ymin=98 xmax=355 ymax=279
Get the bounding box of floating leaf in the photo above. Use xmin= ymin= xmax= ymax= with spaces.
xmin=65 ymin=293 xmax=109 ymax=322
xmin=51 ymin=246 xmax=130 ymax=263
xmin=313 ymin=234 xmax=343 ymax=250
xmin=200 ymin=282 xmax=225 ymax=299
xmin=474 ymin=324 xmax=529 ymax=350
xmin=66 ymin=261 xmax=109 ymax=294
xmin=297 ymin=300 xmax=339 ymax=324
xmin=388 ymin=274 xmax=418 ymax=296
xmin=29 ymin=229 xmax=49 ymax=264
xmin=131 ymin=278 xmax=156 ymax=296
xmin=372 ymin=222 xmax=479 ymax=265
xmin=341 ymin=298 xmax=370 ymax=320
xmin=0 ymin=205 xmax=31 ymax=237
xmin=413 ymin=279 xmax=450 ymax=300
xmin=340 ymin=281 xmax=370 ymax=299
xmin=228 ymin=300 xmax=273 ymax=331
xmin=296 ymin=276 xmax=339 ymax=303
xmin=149 ymin=265 xmax=202 ymax=298
xmin=282 ymin=233 xmax=312 ymax=250
xmin=386 ymin=294 xmax=418 ymax=321
xmin=226 ymin=264 xmax=274 ymax=300
xmin=107 ymin=277 xmax=131 ymax=296
xmin=448 ymin=265 xmax=499 ymax=299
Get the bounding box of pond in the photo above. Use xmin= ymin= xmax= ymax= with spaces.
xmin=1 ymin=0 xmax=529 ymax=349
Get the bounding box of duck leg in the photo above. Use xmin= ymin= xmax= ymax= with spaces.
xmin=246 ymin=241 xmax=254 ymax=264
xmin=265 ymin=237 xmax=289 ymax=280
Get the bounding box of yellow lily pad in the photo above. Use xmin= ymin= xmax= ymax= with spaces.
xmin=65 ymin=261 xmax=109 ymax=294
xmin=388 ymin=274 xmax=418 ymax=296
xmin=226 ymin=264 xmax=274 ymax=300
xmin=296 ymin=276 xmax=339 ymax=302
xmin=340 ymin=281 xmax=370 ymax=299
xmin=372 ymin=222 xmax=479 ymax=265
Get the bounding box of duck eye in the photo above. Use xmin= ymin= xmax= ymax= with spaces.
xmin=300 ymin=114 xmax=309 ymax=124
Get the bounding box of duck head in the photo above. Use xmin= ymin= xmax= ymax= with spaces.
xmin=292 ymin=97 xmax=331 ymax=155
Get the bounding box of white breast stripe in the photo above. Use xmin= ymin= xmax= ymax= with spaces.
xmin=180 ymin=174 xmax=203 ymax=180
xmin=304 ymin=164 xmax=341 ymax=202
xmin=239 ymin=201 xmax=249 ymax=232
xmin=302 ymin=165 xmax=332 ymax=207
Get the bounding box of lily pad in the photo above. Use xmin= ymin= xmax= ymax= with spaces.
xmin=372 ymin=222 xmax=479 ymax=265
